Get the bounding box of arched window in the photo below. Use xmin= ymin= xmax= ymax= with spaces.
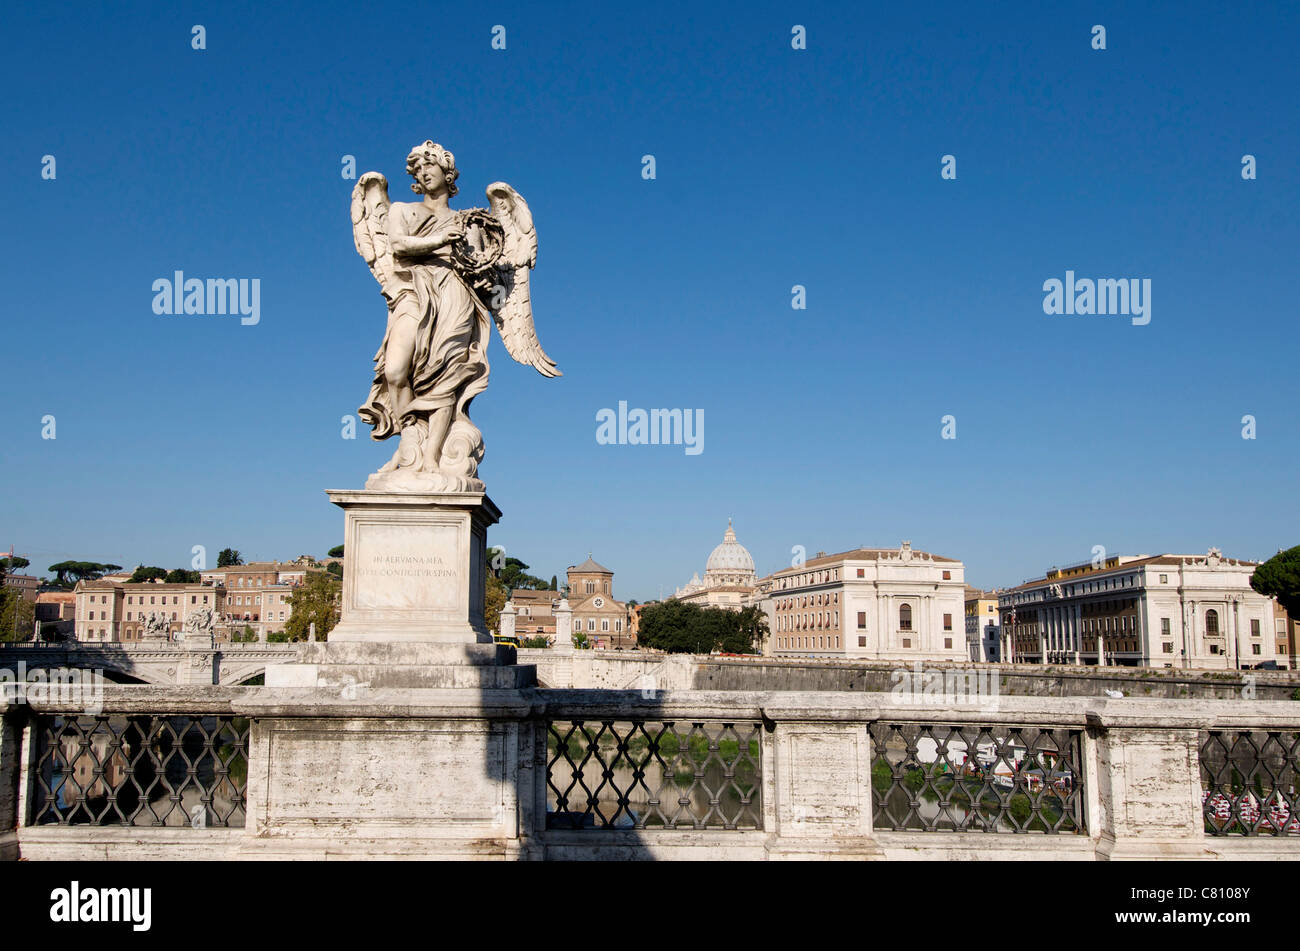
xmin=1206 ymin=609 xmax=1220 ymax=635
xmin=899 ymin=604 xmax=913 ymax=631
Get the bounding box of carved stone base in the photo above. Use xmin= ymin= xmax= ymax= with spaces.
xmin=325 ymin=489 xmax=499 ymax=644
xmin=264 ymin=642 xmax=535 ymax=690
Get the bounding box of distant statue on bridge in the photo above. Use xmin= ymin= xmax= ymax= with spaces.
xmin=140 ymin=611 xmax=171 ymax=640
xmin=181 ymin=607 xmax=216 ymax=645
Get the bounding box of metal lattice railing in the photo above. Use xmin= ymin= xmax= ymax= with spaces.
xmin=546 ymin=720 xmax=762 ymax=830
xmin=869 ymin=722 xmax=1085 ymax=833
xmin=30 ymin=715 xmax=248 ymax=827
xmin=1200 ymin=730 xmax=1300 ymax=836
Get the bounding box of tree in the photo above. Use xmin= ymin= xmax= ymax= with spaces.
xmin=328 ymin=545 xmax=345 ymax=558
xmin=485 ymin=573 xmax=508 ymax=635
xmin=130 ymin=566 xmax=168 ymax=584
xmin=0 ymin=589 xmax=36 ymax=641
xmin=549 ymin=575 xmax=558 ymax=591
xmin=1252 ymin=546 xmax=1300 ymax=619
xmin=636 ymin=601 xmax=767 ymax=655
xmin=165 ymin=568 xmax=201 ymax=584
xmin=0 ymin=556 xmax=30 ymax=574
xmin=217 ymin=549 xmax=244 ymax=567
xmin=47 ymin=561 xmax=121 ymax=586
xmin=326 ymin=562 xmax=343 ymax=578
xmin=284 ymin=572 xmax=341 ymax=641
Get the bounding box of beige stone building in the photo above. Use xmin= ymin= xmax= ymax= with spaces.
xmin=2 ymin=573 xmax=40 ymax=602
xmin=75 ymin=581 xmax=226 ymax=642
xmin=199 ymin=561 xmax=321 ymax=637
xmin=999 ymin=549 xmax=1280 ymax=669
xmin=964 ymin=587 xmax=1002 ymax=662
xmin=566 ymin=556 xmax=630 ymax=649
xmin=763 ymin=542 xmax=967 ymax=661
xmin=509 ymin=588 xmax=562 ymax=640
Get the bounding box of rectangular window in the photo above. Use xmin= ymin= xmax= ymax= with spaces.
xmin=1161 ymin=617 xmax=1170 ymax=636
xmin=943 ymin=613 xmax=953 ymax=631
xmin=944 ymin=637 xmax=952 ymax=649
xmin=856 ymin=611 xmax=866 ymax=629
xmin=902 ymin=638 xmax=911 ymax=648
xmin=942 ymin=570 xmax=951 ymax=580
xmin=1251 ymin=619 xmax=1260 ymax=637
xmin=856 ymin=569 xmax=864 ymax=578
xmin=1252 ymin=644 xmax=1261 ymax=655
xmin=1162 ymin=642 xmax=1174 ymax=653
xmin=1160 ymin=574 xmax=1168 ymax=583
xmin=858 ymin=636 xmax=866 ymax=647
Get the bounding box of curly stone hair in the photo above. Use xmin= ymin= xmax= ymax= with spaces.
xmin=406 ymin=140 xmax=459 ymax=197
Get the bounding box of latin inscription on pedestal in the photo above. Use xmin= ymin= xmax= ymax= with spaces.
xmin=353 ymin=522 xmax=459 ymax=612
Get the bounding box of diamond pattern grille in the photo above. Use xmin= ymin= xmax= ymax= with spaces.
xmin=30 ymin=715 xmax=248 ymax=827
xmin=546 ymin=720 xmax=762 ymax=830
xmin=869 ymin=722 xmax=1084 ymax=833
xmin=1200 ymin=730 xmax=1300 ymax=836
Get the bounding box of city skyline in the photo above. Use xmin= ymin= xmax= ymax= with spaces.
xmin=3 ymin=1 xmax=1297 ymax=602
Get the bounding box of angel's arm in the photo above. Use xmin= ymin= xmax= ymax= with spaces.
xmin=388 ymin=208 xmax=465 ymax=256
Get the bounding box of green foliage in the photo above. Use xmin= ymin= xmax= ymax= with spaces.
xmin=328 ymin=544 xmax=345 ymax=558
xmin=0 ymin=588 xmax=36 ymax=641
xmin=549 ymin=575 xmax=557 ymax=591
xmin=326 ymin=562 xmax=342 ymax=578
xmin=46 ymin=561 xmax=121 ymax=585
xmin=572 ymin=629 xmax=591 ymax=649
xmin=1251 ymin=546 xmax=1300 ymax=618
xmin=284 ymin=573 xmax=341 ymax=641
xmin=165 ymin=568 xmax=201 ymax=584
xmin=216 ymin=548 xmax=244 ymax=568
xmin=0 ymin=556 xmax=30 ymax=573
xmin=130 ymin=565 xmax=168 ymax=584
xmin=485 ymin=573 xmax=508 ymax=634
xmin=521 ymin=635 xmax=551 ymax=648
xmin=636 ymin=601 xmax=767 ymax=654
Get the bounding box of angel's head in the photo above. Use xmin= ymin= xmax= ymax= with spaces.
xmin=406 ymin=140 xmax=459 ymax=198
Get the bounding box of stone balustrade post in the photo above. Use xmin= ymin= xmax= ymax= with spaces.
xmin=1087 ymin=713 xmax=1209 ymax=859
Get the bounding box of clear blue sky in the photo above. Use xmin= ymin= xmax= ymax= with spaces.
xmin=2 ymin=1 xmax=1297 ymax=600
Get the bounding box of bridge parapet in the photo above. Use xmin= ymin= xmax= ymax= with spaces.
xmin=0 ymin=642 xmax=305 ymax=686
xmin=2 ymin=686 xmax=1297 ymax=860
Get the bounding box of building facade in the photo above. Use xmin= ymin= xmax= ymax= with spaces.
xmin=199 ymin=561 xmax=319 ymax=637
xmin=763 ymin=542 xmax=967 ymax=662
xmin=999 ymin=549 xmax=1280 ymax=669
xmin=509 ymin=588 xmax=561 ymax=640
xmin=2 ymin=574 xmax=39 ymax=602
xmin=964 ymin=588 xmax=1002 ymax=662
xmin=566 ymin=556 xmax=630 ymax=649
xmin=75 ymin=581 xmax=227 ymax=642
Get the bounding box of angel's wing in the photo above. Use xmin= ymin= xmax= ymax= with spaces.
xmin=350 ymin=172 xmax=399 ymax=302
xmin=485 ymin=182 xmax=561 ymax=378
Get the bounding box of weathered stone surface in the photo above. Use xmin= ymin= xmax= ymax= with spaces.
xmin=325 ymin=490 xmax=499 ymax=645
xmin=7 ymin=688 xmax=1300 ymax=861
xmin=349 ymin=142 xmax=560 ymax=492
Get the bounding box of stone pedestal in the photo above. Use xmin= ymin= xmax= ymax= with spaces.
xmin=326 ymin=489 xmax=500 ymax=644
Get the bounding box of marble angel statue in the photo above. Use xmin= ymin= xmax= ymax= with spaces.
xmin=350 ymin=140 xmax=560 ymax=492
